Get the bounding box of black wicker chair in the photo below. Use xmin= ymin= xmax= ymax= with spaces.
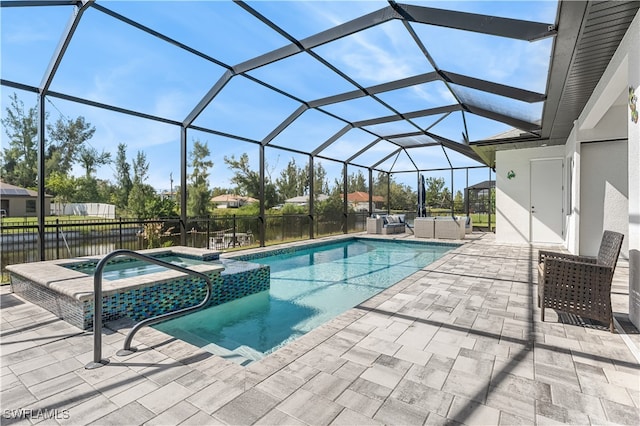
xmin=537 ymin=230 xmax=624 ymax=333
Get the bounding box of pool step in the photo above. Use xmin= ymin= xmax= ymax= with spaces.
xmin=201 ymin=342 xmax=264 ymax=366
xmin=234 ymin=345 xmax=265 ymax=363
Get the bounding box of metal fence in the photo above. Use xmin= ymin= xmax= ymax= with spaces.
xmin=0 ymin=212 xmax=370 ymax=282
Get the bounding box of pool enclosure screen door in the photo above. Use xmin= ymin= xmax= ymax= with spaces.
xmin=530 ymin=158 xmax=564 ymax=244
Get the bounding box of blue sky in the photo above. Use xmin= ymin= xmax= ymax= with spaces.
xmin=1 ymin=0 xmax=558 ymax=195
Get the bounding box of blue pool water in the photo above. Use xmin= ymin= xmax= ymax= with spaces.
xmin=66 ymin=254 xmax=211 ymax=281
xmin=154 ymin=239 xmax=454 ymax=362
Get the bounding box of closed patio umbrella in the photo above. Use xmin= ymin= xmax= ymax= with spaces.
xmin=418 ymin=174 xmax=426 ymax=217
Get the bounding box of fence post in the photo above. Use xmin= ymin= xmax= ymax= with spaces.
xmin=119 ymin=217 xmax=123 ymax=249
xmin=56 ymin=218 xmax=60 ymax=259
xmin=206 ymin=215 xmax=210 ymax=249
xmin=232 ymin=215 xmax=237 ymax=248
xmin=258 ymin=215 xmax=265 ymax=247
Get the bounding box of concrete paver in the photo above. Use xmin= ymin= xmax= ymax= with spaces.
xmin=1 ymin=233 xmax=638 ymax=425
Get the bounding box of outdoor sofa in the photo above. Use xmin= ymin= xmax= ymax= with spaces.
xmin=414 ymin=216 xmax=467 ymax=239
xmin=366 ymin=214 xmax=406 ymax=234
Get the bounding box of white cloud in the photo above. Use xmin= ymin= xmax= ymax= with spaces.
xmin=336 ymin=22 xmax=425 ymax=83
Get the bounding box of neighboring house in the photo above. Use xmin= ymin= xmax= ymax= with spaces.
xmin=284 ymin=194 xmax=329 ymax=206
xmin=345 ymin=191 xmax=384 ymax=211
xmin=211 ymin=194 xmax=258 ymax=209
xmin=160 ymin=190 xmax=176 ymax=200
xmin=0 ymin=181 xmax=52 ymax=217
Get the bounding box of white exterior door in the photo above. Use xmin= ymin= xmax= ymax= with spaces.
xmin=530 ymin=159 xmax=564 ymax=243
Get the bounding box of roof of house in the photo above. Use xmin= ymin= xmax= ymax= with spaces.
xmin=466 ymin=180 xmax=496 ymax=191
xmin=346 ymin=191 xmax=385 ymax=203
xmin=210 ymin=194 xmax=258 ymax=203
xmin=0 ymin=181 xmax=52 ymax=198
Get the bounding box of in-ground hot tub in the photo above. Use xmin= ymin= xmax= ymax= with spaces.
xmin=7 ymin=246 xmax=269 ymax=330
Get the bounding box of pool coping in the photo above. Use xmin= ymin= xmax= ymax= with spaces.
xmin=6 ymin=246 xmax=225 ymax=302
xmin=222 ymin=232 xmax=463 ymax=263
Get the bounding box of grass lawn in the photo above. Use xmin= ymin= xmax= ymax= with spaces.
xmin=0 ymin=216 xmax=140 ymax=235
xmin=0 ymin=215 xmax=109 ymax=225
xmin=423 ymin=211 xmax=495 ymax=230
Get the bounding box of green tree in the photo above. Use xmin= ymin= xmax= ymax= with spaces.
xmin=187 ymin=140 xmax=212 ymax=217
xmin=424 ymin=177 xmax=445 ymax=208
xmin=128 ymin=151 xmax=155 ymax=218
xmin=225 ymin=153 xmax=278 ymax=208
xmin=388 ymin=180 xmax=414 ymax=211
xmin=371 ymin=172 xmax=417 ymax=211
xmin=347 ymin=170 xmax=367 ymax=193
xmin=274 ymin=158 xmax=329 ymax=204
xmin=74 ymin=177 xmax=99 ymax=202
xmin=263 ymin=182 xmax=279 ymax=210
xmin=275 ymin=158 xmax=301 ymax=201
xmin=128 ymin=184 xmax=149 ymax=217
xmin=132 ymin=151 xmax=149 ymax=185
xmin=78 ymin=146 xmax=111 ymax=179
xmin=316 ymin=192 xmax=345 ymax=216
xmin=373 ymin=172 xmax=387 ymax=208
xmin=113 ymin=143 xmax=132 ymax=209
xmin=0 ymin=93 xmax=39 ymax=188
xmin=280 ymin=203 xmax=306 ymax=214
xmin=46 ymin=116 xmax=95 ymax=176
xmin=73 ymin=146 xmax=111 ymax=203
xmin=146 ymin=196 xmax=177 ymax=218
xmin=309 ymin=161 xmax=329 ymax=198
xmin=453 ymin=190 xmax=464 ymax=213
xmin=47 ymin=171 xmax=76 ymax=212
xmin=439 ymin=187 xmax=452 ymax=210
xmin=225 ymin=153 xmax=259 ymax=197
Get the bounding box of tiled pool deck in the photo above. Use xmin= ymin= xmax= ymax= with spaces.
xmin=1 ymin=233 xmax=638 ymax=425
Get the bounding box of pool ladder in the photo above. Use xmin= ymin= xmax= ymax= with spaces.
xmin=85 ymin=249 xmax=213 ymax=369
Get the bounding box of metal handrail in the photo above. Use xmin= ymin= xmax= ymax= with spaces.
xmin=85 ymin=249 xmax=213 ymax=369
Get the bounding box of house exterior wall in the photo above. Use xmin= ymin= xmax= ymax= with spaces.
xmin=0 ymin=197 xmax=51 ymax=217
xmin=627 ymin=12 xmax=640 ymax=330
xmin=579 ymin=140 xmax=628 ymax=258
xmin=567 ymin=10 xmax=639 ymax=329
xmin=495 ymin=145 xmax=564 ymax=244
xmin=566 ymin=106 xmax=629 ymax=257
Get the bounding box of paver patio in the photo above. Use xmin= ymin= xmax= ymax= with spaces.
xmin=1 ymin=233 xmax=638 ymax=425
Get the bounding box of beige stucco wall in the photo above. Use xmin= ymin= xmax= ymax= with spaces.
xmin=0 ymin=197 xmax=51 ymax=217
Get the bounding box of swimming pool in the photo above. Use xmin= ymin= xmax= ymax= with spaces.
xmin=8 ymin=246 xmax=270 ymax=330
xmin=63 ymin=253 xmax=213 ymax=280
xmin=154 ymin=238 xmax=455 ymax=364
